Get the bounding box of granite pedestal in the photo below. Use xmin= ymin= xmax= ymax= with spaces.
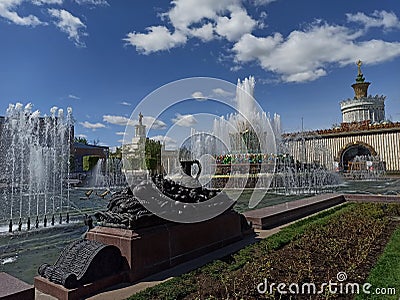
xmin=86 ymin=210 xmax=244 ymax=282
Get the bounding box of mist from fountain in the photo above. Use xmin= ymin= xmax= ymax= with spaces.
xmin=273 ymin=132 xmax=341 ymax=195
xmin=347 ymin=155 xmax=386 ymax=180
xmin=89 ymin=158 xmax=127 ymax=188
xmin=209 ymin=76 xmax=339 ymax=194
xmin=206 ymin=76 xmax=278 ymax=193
xmin=212 ymin=76 xmax=280 ymax=156
xmin=0 ymin=103 xmax=73 ymax=232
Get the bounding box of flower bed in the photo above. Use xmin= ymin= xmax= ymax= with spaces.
xmin=129 ymin=203 xmax=400 ymax=299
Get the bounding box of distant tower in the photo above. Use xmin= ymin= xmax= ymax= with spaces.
xmin=340 ymin=60 xmax=386 ymax=123
xmin=127 ymin=112 xmax=146 ymax=170
xmin=135 ymin=112 xmax=146 ymax=138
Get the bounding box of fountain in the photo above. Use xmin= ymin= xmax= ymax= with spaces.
xmin=209 ymin=76 xmax=339 ymax=194
xmin=88 ymin=157 xmax=127 ymax=188
xmin=273 ymin=131 xmax=341 ymax=194
xmin=346 ymin=155 xmax=386 ymax=180
xmin=212 ymin=77 xmax=280 ymax=155
xmin=0 ymin=103 xmax=73 ymax=233
xmin=208 ymin=76 xmax=278 ymax=191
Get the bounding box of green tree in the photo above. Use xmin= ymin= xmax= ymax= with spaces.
xmin=74 ymin=136 xmax=88 ymax=145
xmin=110 ymin=147 xmax=122 ymax=159
xmin=145 ymin=138 xmax=162 ymax=174
xmin=83 ymin=155 xmax=100 ymax=171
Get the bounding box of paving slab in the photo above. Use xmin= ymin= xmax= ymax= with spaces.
xmin=0 ymin=272 xmax=34 ymax=300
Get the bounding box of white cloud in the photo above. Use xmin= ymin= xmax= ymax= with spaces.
xmin=68 ymin=94 xmax=80 ymax=100
xmin=232 ymin=32 xmax=283 ymax=63
xmin=103 ymin=114 xmax=167 ymax=130
xmin=215 ymin=6 xmax=257 ymax=42
xmin=167 ymin=0 xmax=239 ymax=31
xmin=0 ymin=0 xmax=45 ymax=26
xmin=75 ymin=133 xmax=87 ymax=138
xmin=32 ymin=0 xmax=63 ymax=5
xmin=115 ymin=131 xmax=125 ymax=136
xmin=125 ymin=4 xmax=400 ymax=83
xmin=172 ymin=113 xmax=198 ymax=127
xmin=120 ymin=101 xmax=131 ymax=106
xmin=125 ymin=0 xmax=256 ymax=53
xmin=103 ymin=115 xmax=134 ymax=126
xmin=189 ymin=23 xmax=214 ymax=41
xmin=191 ymin=91 xmax=205 ymax=98
xmin=251 ymin=0 xmax=277 ymax=6
xmin=79 ymin=121 xmax=106 ymax=129
xmin=143 ymin=116 xmax=167 ymax=130
xmin=232 ymin=20 xmax=400 ymax=82
xmin=48 ymin=8 xmax=87 ymax=47
xmin=212 ymin=87 xmax=234 ymax=97
xmin=124 ymin=26 xmax=187 ymax=54
xmin=74 ymin=0 xmax=109 ymax=6
xmin=346 ymin=10 xmax=400 ymax=30
xmin=0 ymin=1 xmax=98 ymax=45
xmin=284 ymin=69 xmax=327 ymax=83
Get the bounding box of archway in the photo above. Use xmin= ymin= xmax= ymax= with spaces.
xmin=338 ymin=142 xmax=377 ymax=171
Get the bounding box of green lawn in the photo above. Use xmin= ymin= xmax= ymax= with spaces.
xmin=356 ymin=224 xmax=400 ymax=300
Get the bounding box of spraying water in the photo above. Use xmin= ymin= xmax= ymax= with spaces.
xmin=0 ymin=103 xmax=73 ymax=231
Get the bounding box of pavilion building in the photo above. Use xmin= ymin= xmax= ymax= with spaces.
xmin=283 ymin=61 xmax=400 ymax=173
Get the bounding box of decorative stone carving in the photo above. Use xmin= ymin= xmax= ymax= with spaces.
xmin=38 ymin=239 xmax=122 ymax=289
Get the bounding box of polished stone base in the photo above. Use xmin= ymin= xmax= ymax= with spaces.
xmin=86 ymin=210 xmax=244 ymax=282
xmin=243 ymin=193 xmax=400 ymax=230
xmin=0 ymin=272 xmax=34 ymax=300
xmin=244 ymin=193 xmax=345 ymax=229
xmin=34 ymin=273 xmax=125 ymax=300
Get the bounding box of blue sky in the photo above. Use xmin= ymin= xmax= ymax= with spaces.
xmin=0 ymin=0 xmax=400 ymax=149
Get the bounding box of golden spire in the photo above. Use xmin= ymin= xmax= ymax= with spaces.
xmin=355 ymin=59 xmax=366 ymax=83
xmin=352 ymin=59 xmax=370 ymax=99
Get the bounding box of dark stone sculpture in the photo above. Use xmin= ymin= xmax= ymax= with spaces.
xmin=94 ymin=185 xmax=165 ymax=229
xmin=38 ymin=239 xmax=122 ymax=289
xmin=94 ymin=175 xmax=229 ymax=229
